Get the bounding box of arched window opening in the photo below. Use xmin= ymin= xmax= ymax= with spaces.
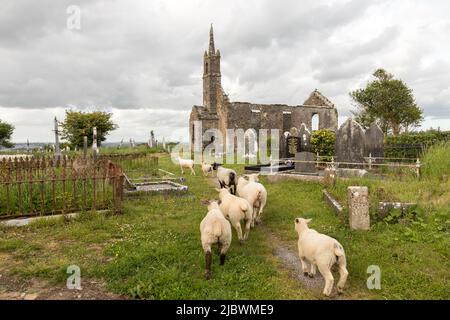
xmin=311 ymin=113 xmax=319 ymax=131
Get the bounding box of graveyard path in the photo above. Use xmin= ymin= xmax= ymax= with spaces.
xmin=260 ymin=226 xmax=349 ymax=299
xmin=204 ymin=175 xmax=345 ymax=299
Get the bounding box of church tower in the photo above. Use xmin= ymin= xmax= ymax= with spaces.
xmin=203 ymin=24 xmax=221 ymax=113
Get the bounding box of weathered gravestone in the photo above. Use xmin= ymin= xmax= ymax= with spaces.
xmin=298 ymin=123 xmax=311 ymax=152
xmin=295 ymin=152 xmax=316 ymax=174
xmin=286 ymin=136 xmax=301 ymax=158
xmin=335 ymin=118 xmax=366 ymax=164
xmin=348 ymin=186 xmax=370 ymax=230
xmin=365 ymin=122 xmax=384 ymax=158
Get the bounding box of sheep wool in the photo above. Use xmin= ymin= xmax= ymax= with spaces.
xmin=295 ymin=218 xmax=349 ymax=296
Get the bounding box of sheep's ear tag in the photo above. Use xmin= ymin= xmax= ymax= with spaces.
xmin=215 ymin=188 xmax=221 ymax=192
xmin=306 ymin=219 xmax=312 ymax=223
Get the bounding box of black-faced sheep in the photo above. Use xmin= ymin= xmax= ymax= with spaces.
xmin=212 ymin=163 xmax=237 ymax=195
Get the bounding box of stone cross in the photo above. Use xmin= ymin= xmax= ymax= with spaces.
xmin=54 ymin=117 xmax=62 ymax=159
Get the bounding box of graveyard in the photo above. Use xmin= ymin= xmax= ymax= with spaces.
xmin=0 ymin=1 xmax=449 ymax=304
xmin=0 ymin=138 xmax=448 ymax=299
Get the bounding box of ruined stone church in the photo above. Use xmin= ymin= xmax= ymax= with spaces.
xmin=189 ymin=26 xmax=338 ymax=156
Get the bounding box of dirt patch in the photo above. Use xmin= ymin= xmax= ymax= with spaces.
xmin=0 ymin=274 xmax=126 ymax=300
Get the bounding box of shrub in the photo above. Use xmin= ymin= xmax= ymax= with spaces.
xmin=311 ymin=129 xmax=335 ymax=157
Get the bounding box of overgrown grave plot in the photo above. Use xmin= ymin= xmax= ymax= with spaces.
xmin=0 ymin=156 xmax=124 ymax=219
xmin=111 ymin=154 xmax=188 ymax=196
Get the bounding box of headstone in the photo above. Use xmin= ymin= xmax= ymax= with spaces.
xmin=365 ymin=122 xmax=384 ymax=158
xmin=83 ymin=136 xmax=88 ymax=159
xmin=286 ymin=136 xmax=301 ymax=157
xmin=92 ymin=127 xmax=99 ymax=159
xmin=336 ymin=118 xmax=366 ymax=164
xmin=348 ymin=186 xmax=370 ymax=230
xmin=298 ymin=123 xmax=311 ymax=152
xmin=323 ymin=167 xmax=336 ymax=185
xmin=295 ymin=151 xmax=316 ymax=174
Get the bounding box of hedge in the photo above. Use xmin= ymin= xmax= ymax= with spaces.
xmin=385 ymin=130 xmax=450 ymax=159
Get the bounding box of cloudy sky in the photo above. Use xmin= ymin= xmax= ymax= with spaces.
xmin=1 ymin=0 xmax=449 ymax=143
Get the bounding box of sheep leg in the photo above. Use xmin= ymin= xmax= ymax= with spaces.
xmin=299 ymin=257 xmax=309 ymax=276
xmin=204 ymin=251 xmax=212 ymax=280
xmin=243 ymin=219 xmax=251 ymax=241
xmin=318 ymin=264 xmax=334 ymax=296
xmin=219 ymin=242 xmax=230 ymax=266
xmin=257 ymin=203 xmax=265 ymax=223
xmin=190 ymin=166 xmax=195 ymax=175
xmin=251 ymin=207 xmax=256 ymax=228
xmin=180 ymin=165 xmax=184 ymax=174
xmin=337 ymin=262 xmax=349 ymax=294
xmin=233 ymin=221 xmax=244 ymax=244
xmin=309 ymin=263 xmax=317 ymax=278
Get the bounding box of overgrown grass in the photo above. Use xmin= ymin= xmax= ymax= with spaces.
xmin=0 ymin=147 xmax=448 ymax=299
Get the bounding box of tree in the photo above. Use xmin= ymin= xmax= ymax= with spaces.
xmin=350 ymin=68 xmax=423 ymax=135
xmin=61 ymin=111 xmax=118 ymax=148
xmin=0 ymin=119 xmax=14 ymax=148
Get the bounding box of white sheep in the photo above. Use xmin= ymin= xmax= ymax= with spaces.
xmin=212 ymin=163 xmax=237 ymax=194
xmin=177 ymin=156 xmax=195 ymax=175
xmin=242 ymin=174 xmax=267 ymax=225
xmin=216 ymin=188 xmax=253 ymax=244
xmin=294 ymin=218 xmax=348 ymax=296
xmin=201 ymin=161 xmax=213 ymax=177
xmin=200 ymin=201 xmax=232 ymax=280
xmin=236 ymin=177 xmax=263 ymax=228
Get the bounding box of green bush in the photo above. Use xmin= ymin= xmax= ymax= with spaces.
xmin=385 ymin=130 xmax=450 ymax=158
xmin=311 ymin=129 xmax=335 ymax=157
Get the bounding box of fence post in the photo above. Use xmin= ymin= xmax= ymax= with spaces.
xmin=415 ymin=158 xmax=421 ymax=178
xmin=368 ymin=153 xmax=373 ymax=170
xmin=115 ymin=174 xmax=124 ymax=214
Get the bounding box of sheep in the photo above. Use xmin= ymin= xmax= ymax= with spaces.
xmin=294 ymin=218 xmax=348 ymax=296
xmin=236 ymin=177 xmax=264 ymax=228
xmin=177 ymin=156 xmax=195 ymax=175
xmin=216 ymin=188 xmax=253 ymax=244
xmin=241 ymin=174 xmax=267 ymax=225
xmin=201 ymin=161 xmax=213 ymax=177
xmin=212 ymin=163 xmax=237 ymax=195
xmin=200 ymin=201 xmax=232 ymax=280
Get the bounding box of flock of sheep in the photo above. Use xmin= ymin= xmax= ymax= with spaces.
xmin=178 ymin=156 xmax=349 ymax=296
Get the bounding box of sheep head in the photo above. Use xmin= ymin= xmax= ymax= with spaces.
xmin=295 ymin=217 xmax=312 ymax=234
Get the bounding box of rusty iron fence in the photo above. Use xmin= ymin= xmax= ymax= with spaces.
xmin=0 ymin=155 xmax=124 ymax=219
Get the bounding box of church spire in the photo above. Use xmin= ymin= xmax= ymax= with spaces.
xmin=209 ymin=23 xmax=215 ymax=54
